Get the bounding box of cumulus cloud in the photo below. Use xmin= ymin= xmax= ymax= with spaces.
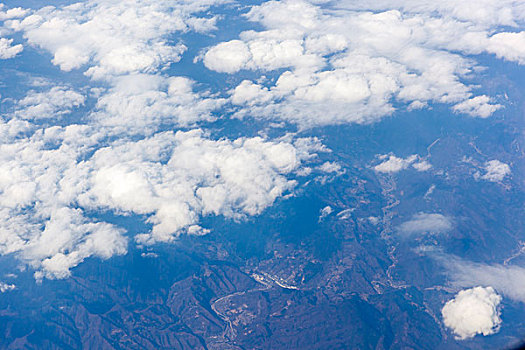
xmin=373 ymin=154 xmax=431 ymax=173
xmin=453 ymin=95 xmax=502 ymax=118
xmin=0 ymin=0 xmax=339 ymax=281
xmin=479 ymin=160 xmax=511 ymax=182
xmin=398 ymin=213 xmax=453 ymax=235
xmin=344 ymin=2 xmax=525 ymax=63
xmin=0 ymin=5 xmax=27 ymax=21
xmin=485 ymin=32 xmax=525 ymax=65
xmin=0 ymin=0 xmax=514 ymax=286
xmin=3 ymin=1 xmax=228 ymax=137
xmin=8 ymin=0 xmax=227 ymax=79
xmin=90 ymin=74 xmax=225 ymax=134
xmin=0 ymin=123 xmax=128 ymax=279
xmin=26 ymin=208 xmax=129 ymax=281
xmin=412 ymin=160 xmax=432 ymax=172
xmin=201 ymin=0 xmax=521 ymax=126
xmin=0 ymin=282 xmax=15 ymax=292
xmin=203 ymin=40 xmax=252 ymax=73
xmin=0 ymin=38 xmax=22 ymax=59
xmin=68 ymin=130 xmax=322 ymax=244
xmin=374 ymin=154 xmax=418 ymax=173
xmin=0 ymin=122 xmax=327 ymax=278
xmin=334 ymin=0 xmax=525 ymax=28
xmin=442 ymin=286 xmax=502 ymax=340
xmin=318 ymin=205 xmax=332 ymax=221
xmin=15 ymin=86 xmax=85 ymax=120
xmin=318 ymin=161 xmax=342 ymax=173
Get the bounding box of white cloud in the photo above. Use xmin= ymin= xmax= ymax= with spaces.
xmin=0 ymin=123 xmax=128 ymax=279
xmin=203 ymin=40 xmax=252 ymax=73
xmin=337 ymin=208 xmax=354 ymax=220
xmin=334 ymin=0 xmax=525 ymax=28
xmin=26 ymin=207 xmax=128 ymax=281
xmin=0 ymin=122 xmax=327 ymax=278
xmin=202 ymin=0 xmax=522 ymax=126
xmin=443 ymin=258 xmax=525 ymax=303
xmin=0 ymin=5 xmax=28 ymax=21
xmin=453 ymin=95 xmax=502 ymax=118
xmin=374 ymin=154 xmax=418 ymax=173
xmin=412 ymin=160 xmax=432 ymax=171
xmin=317 ymin=161 xmax=342 ymax=173
xmin=0 ymin=0 xmax=514 ymax=288
xmin=398 ymin=213 xmax=452 ymax=235
xmin=15 ymin=86 xmax=85 ymax=120
xmin=0 ymin=281 xmax=15 ymax=292
xmin=318 ymin=205 xmax=332 ymax=221
xmin=485 ymin=31 xmax=525 ymax=65
xmin=368 ymin=216 xmax=380 ymax=225
xmin=9 ymin=0 xmax=227 ymax=79
xmin=0 ymin=37 xmax=22 ymax=59
xmin=70 ymin=130 xmax=321 ymax=245
xmin=90 ymin=74 xmax=225 ymax=135
xmin=442 ymin=286 xmax=502 ymax=340
xmin=0 ymin=0 xmax=340 ymax=281
xmin=3 ymin=1 xmax=227 ymax=137
xmin=479 ymin=160 xmax=511 ymax=182
xmin=374 ymin=154 xmax=432 ymax=173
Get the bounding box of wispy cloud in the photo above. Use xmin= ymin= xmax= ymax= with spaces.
xmin=398 ymin=213 xmax=452 ymax=236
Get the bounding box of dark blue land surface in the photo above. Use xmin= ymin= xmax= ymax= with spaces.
xmin=1 ymin=93 xmax=523 ymax=349
xmin=0 ymin=2 xmax=524 ymax=348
